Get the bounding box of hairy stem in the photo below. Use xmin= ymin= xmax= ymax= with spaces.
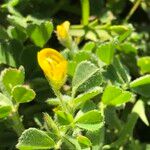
xmin=10 ymin=109 xmax=25 ymax=137
xmin=54 ymin=89 xmax=69 ymax=113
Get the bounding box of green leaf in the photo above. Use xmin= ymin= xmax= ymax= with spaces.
xmin=81 ymin=41 xmax=95 ymax=52
xmin=68 ymin=51 xmax=97 ymax=77
xmin=137 ymin=57 xmax=150 ymax=74
xmin=119 ymin=42 xmax=137 ymax=54
xmin=81 ymin=101 xmax=97 ymax=113
xmin=43 ymin=113 xmax=59 ymax=136
xmin=27 ymin=21 xmax=53 ymax=47
xmin=113 ymin=56 xmax=131 ymax=84
xmin=63 ymin=135 xmax=81 ymax=150
xmin=73 ymin=87 xmax=103 ymax=108
xmin=47 ymin=95 xmax=71 ymax=106
xmin=75 ymin=110 xmax=103 ymax=131
xmin=77 ymin=135 xmax=92 ymax=147
xmin=102 ymin=85 xmax=132 ymax=106
xmin=0 ymin=106 xmax=12 ymax=118
xmin=0 ymin=41 xmax=16 ymax=67
xmin=12 ymin=85 xmax=35 ymax=103
xmin=130 ymin=75 xmax=150 ymax=87
xmin=104 ymin=106 xmax=122 ymax=130
xmin=103 ymin=65 xmax=122 ymax=85
xmin=87 ymin=128 xmax=104 ymax=150
xmin=55 ymin=111 xmax=73 ymax=125
xmin=130 ymin=75 xmax=150 ymax=97
xmin=118 ymin=28 xmax=132 ymax=42
xmin=0 ymin=67 xmax=24 ymax=94
xmin=0 ymin=39 xmax=23 ymax=66
xmin=110 ymin=25 xmax=130 ymax=34
xmin=0 ymin=26 xmax=9 ymax=40
xmin=0 ymin=93 xmax=12 ymax=118
xmin=70 ymin=29 xmax=111 ymax=42
xmin=78 ymin=70 xmax=102 ymax=92
xmin=2 ymin=0 xmax=19 ymax=7
xmin=72 ymin=61 xmax=102 ymax=95
xmin=73 ymin=51 xmax=91 ymax=64
xmin=96 ymin=42 xmax=115 ymax=65
xmin=7 ymin=26 xmax=27 ymax=41
xmin=16 ymin=128 xmax=55 ymax=149
xmin=103 ymin=56 xmax=131 ymax=86
xmin=0 ymin=93 xmax=13 ymax=106
xmin=132 ymin=100 xmax=149 ymax=126
xmin=68 ymin=61 xmax=77 ymax=76
xmin=7 ymin=15 xmax=27 ymax=29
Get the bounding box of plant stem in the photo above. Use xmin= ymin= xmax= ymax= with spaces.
xmin=55 ymin=139 xmax=63 ymax=150
xmin=110 ymin=113 xmax=138 ymax=148
xmin=125 ymin=0 xmax=142 ymax=22
xmin=80 ymin=0 xmax=90 ymax=26
xmin=11 ymin=109 xmax=25 ymax=137
xmin=105 ymin=106 xmax=122 ymax=131
xmin=71 ymin=25 xmax=84 ymax=29
xmin=54 ymin=90 xmax=69 ymax=113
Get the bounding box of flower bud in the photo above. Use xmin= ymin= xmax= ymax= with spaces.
xmin=56 ymin=21 xmax=72 ymax=49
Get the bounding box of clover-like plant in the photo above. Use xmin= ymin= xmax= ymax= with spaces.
xmin=0 ymin=66 xmax=35 ymax=136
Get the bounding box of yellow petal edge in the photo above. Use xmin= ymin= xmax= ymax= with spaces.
xmin=56 ymin=21 xmax=70 ymax=40
xmin=37 ymin=48 xmax=67 ymax=89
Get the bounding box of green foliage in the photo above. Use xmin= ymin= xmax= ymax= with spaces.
xmin=0 ymin=93 xmax=13 ymax=106
xmin=0 ymin=67 xmax=35 ymax=135
xmin=0 ymin=41 xmax=17 ymax=67
xmin=16 ymin=128 xmax=55 ymax=149
xmin=63 ymin=135 xmax=82 ymax=150
xmin=132 ymin=100 xmax=149 ymax=126
xmin=0 ymin=26 xmax=9 ymax=40
xmin=119 ymin=42 xmax=137 ymax=54
xmin=0 ymin=106 xmax=12 ymax=118
xmin=138 ymin=57 xmax=150 ymax=74
xmin=27 ymin=21 xmax=53 ymax=47
xmin=102 ymin=85 xmax=132 ymax=106
xmin=96 ymin=42 xmax=115 ymax=65
xmin=77 ymin=135 xmax=92 ymax=147
xmin=0 ymin=67 xmax=24 ymax=94
xmin=103 ymin=57 xmax=131 ymax=88
xmin=55 ymin=110 xmax=73 ymax=126
xmin=47 ymin=95 xmax=71 ymax=106
xmin=12 ymin=85 xmax=35 ymax=103
xmin=0 ymin=93 xmax=12 ymax=118
xmin=0 ymin=0 xmax=150 ymax=149
xmin=7 ymin=26 xmax=27 ymax=41
xmin=112 ymin=56 xmax=131 ymax=84
xmin=75 ymin=110 xmax=103 ymax=131
xmin=81 ymin=41 xmax=95 ymax=52
xmin=130 ymin=75 xmax=150 ymax=97
xmin=72 ymin=61 xmax=102 ymax=95
xmin=72 ymin=86 xmax=102 ymax=108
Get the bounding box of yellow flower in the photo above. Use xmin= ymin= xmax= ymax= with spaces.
xmin=56 ymin=21 xmax=72 ymax=49
xmin=37 ymin=48 xmax=67 ymax=90
xmin=57 ymin=21 xmax=70 ymax=39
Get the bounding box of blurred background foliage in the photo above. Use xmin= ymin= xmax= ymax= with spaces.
xmin=0 ymin=0 xmax=150 ymax=149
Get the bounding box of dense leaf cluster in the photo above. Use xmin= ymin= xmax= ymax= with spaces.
xmin=0 ymin=0 xmax=150 ymax=149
